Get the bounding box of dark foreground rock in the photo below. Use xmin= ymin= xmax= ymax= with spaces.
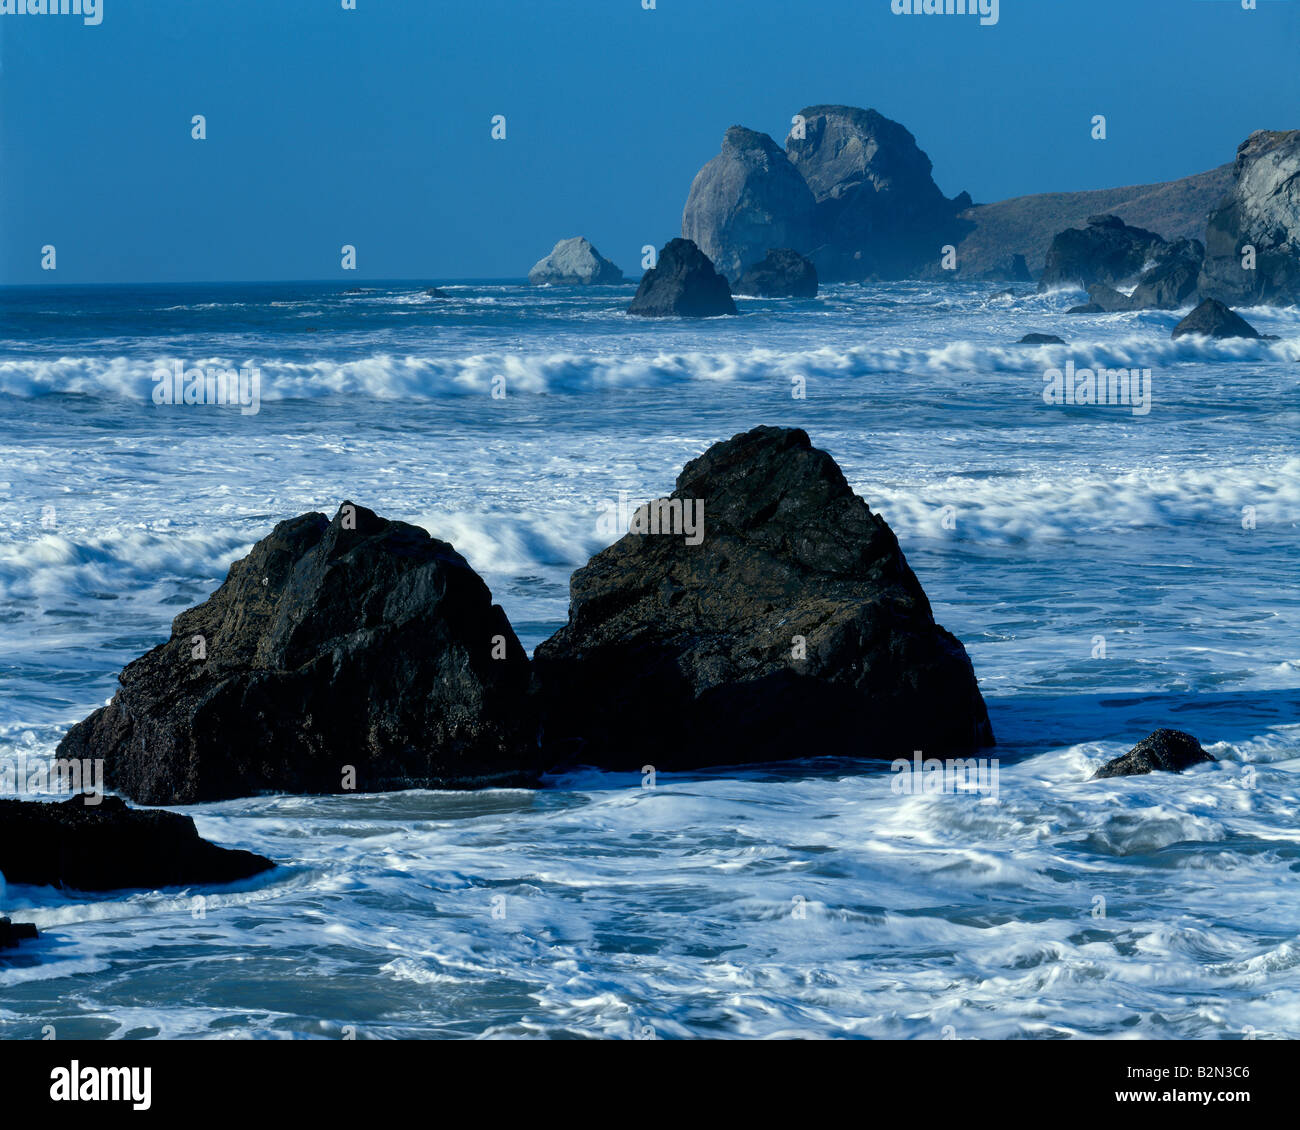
xmin=57 ymin=503 xmax=536 ymax=804
xmin=528 ymin=237 xmax=624 ymax=286
xmin=1199 ymin=129 xmax=1300 ymax=306
xmin=627 ymin=239 xmax=736 ymax=317
xmin=1172 ymin=298 xmax=1261 ymax=340
xmin=734 ymin=248 xmax=819 ymax=297
xmin=0 ymin=916 xmax=39 ymax=951
xmin=0 ymin=795 xmax=273 ymax=891
xmin=1092 ymin=729 xmax=1215 ymax=779
xmin=534 ymin=426 xmax=994 ymax=769
xmin=1018 ymin=333 xmax=1066 ymax=345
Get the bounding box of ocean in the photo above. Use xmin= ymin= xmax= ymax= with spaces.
xmin=1 ymin=279 xmax=1298 ymax=1039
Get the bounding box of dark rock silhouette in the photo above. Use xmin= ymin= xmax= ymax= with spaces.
xmin=0 ymin=795 xmax=273 ymax=891
xmin=57 ymin=503 xmax=537 ymax=804
xmin=735 ymin=248 xmax=819 ymax=297
xmin=1199 ymin=130 xmax=1300 ymax=306
xmin=1018 ymin=333 xmax=1066 ymax=345
xmin=1171 ymin=298 xmax=1261 ymax=339
xmin=627 ymin=239 xmax=736 ymax=318
xmin=534 ymin=427 xmax=994 ymax=770
xmin=1092 ymin=729 xmax=1215 ymax=779
xmin=0 ymin=916 xmax=39 ymax=951
xmin=1040 ymin=215 xmax=1166 ymax=291
xmin=682 ymin=127 xmax=817 ymax=285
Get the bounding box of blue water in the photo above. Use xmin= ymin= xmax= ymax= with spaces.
xmin=1 ymin=280 xmax=1298 ymax=1039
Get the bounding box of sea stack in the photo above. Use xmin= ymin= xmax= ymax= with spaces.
xmin=627 ymin=238 xmax=736 ymax=317
xmin=56 ymin=503 xmax=537 ymax=804
xmin=528 ymin=237 xmax=624 ymax=285
xmin=1171 ymin=298 xmax=1261 ymax=340
xmin=534 ymin=426 xmax=994 ymax=769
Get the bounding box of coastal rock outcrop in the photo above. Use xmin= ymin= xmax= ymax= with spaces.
xmin=1039 ymin=215 xmax=1167 ymax=291
xmin=682 ymin=127 xmax=818 ymax=285
xmin=1092 ymin=729 xmax=1215 ymax=779
xmin=1128 ymin=239 xmax=1204 ymax=309
xmin=734 ymin=248 xmax=819 ymax=297
xmin=528 ymin=237 xmax=624 ymax=286
xmin=0 ymin=916 xmax=39 ymax=951
xmin=57 ymin=503 xmax=537 ymax=804
xmin=680 ymin=106 xmax=970 ymax=284
xmin=1018 ymin=333 xmax=1066 ymax=345
xmin=627 ymin=239 xmax=736 ymax=318
xmin=534 ymin=426 xmax=994 ymax=769
xmin=785 ymin=105 xmax=972 ymax=282
xmin=1171 ymin=298 xmax=1261 ymax=339
xmin=1198 ymin=129 xmax=1300 ymax=306
xmin=0 ymin=795 xmax=273 ymax=891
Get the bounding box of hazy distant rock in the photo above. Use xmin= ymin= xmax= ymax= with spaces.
xmin=1199 ymin=130 xmax=1300 ymax=306
xmin=534 ymin=426 xmax=994 ymax=769
xmin=785 ymin=105 xmax=971 ymax=281
xmin=57 ymin=503 xmax=537 ymax=803
xmin=1171 ymin=298 xmax=1261 ymax=339
xmin=0 ymin=795 xmax=273 ymax=891
xmin=1018 ymin=333 xmax=1066 ymax=345
xmin=424 ymin=287 xmax=449 ymax=298
xmin=1040 ymin=215 xmax=1167 ymax=291
xmin=528 ymin=237 xmax=624 ymax=286
xmin=734 ymin=248 xmax=818 ymax=297
xmin=627 ymin=239 xmax=736 ymax=318
xmin=1092 ymin=729 xmax=1214 ymax=779
xmin=682 ymin=127 xmax=817 ymax=285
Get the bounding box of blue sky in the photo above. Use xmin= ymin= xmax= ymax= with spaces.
xmin=2 ymin=0 xmax=1296 ymax=283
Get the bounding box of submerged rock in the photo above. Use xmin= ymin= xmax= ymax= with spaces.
xmin=1018 ymin=333 xmax=1066 ymax=345
xmin=627 ymin=239 xmax=736 ymax=318
xmin=1171 ymin=298 xmax=1261 ymax=339
xmin=682 ymin=127 xmax=818 ymax=285
xmin=1199 ymin=129 xmax=1300 ymax=306
xmin=1040 ymin=214 xmax=1166 ymax=291
xmin=0 ymin=916 xmax=39 ymax=951
xmin=57 ymin=503 xmax=536 ymax=804
xmin=734 ymin=248 xmax=819 ymax=297
xmin=1092 ymin=729 xmax=1215 ymax=779
xmin=528 ymin=237 xmax=624 ymax=286
xmin=0 ymin=795 xmax=273 ymax=891
xmin=534 ymin=426 xmax=994 ymax=769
